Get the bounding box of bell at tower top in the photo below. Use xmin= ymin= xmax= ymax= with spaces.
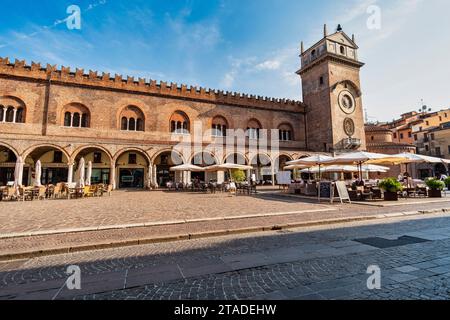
xmin=297 ymin=24 xmax=364 ymax=76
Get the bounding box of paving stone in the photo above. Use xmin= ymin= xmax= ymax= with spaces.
xmin=395 ymin=266 xmax=420 ymax=273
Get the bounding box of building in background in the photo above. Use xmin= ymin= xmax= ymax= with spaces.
xmin=370 ymin=107 xmax=450 ymax=179
xmin=365 ymin=125 xmax=415 ymax=178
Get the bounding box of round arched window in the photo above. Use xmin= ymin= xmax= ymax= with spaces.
xmin=119 ymin=106 xmax=145 ymax=132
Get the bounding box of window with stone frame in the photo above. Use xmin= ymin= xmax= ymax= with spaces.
xmin=119 ymin=106 xmax=145 ymax=132
xmin=62 ymin=103 xmax=90 ymax=128
xmin=0 ymin=96 xmax=26 ymax=124
xmin=170 ymin=111 xmax=190 ymax=134
xmin=247 ymin=119 xmax=262 ymax=140
xmin=128 ymin=153 xmax=137 ymax=165
xmin=212 ymin=116 xmax=229 ymax=137
xmin=278 ymin=123 xmax=294 ymax=141
xmin=93 ymin=152 xmax=102 ymax=164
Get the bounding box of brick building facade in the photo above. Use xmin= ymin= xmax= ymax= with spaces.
xmin=0 ymin=27 xmax=368 ymax=189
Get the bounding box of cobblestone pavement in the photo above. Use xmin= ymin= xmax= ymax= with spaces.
xmin=2 ymin=189 xmax=450 ymax=236
xmin=0 ymin=214 xmax=450 ymax=300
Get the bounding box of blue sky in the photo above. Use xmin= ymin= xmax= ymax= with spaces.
xmin=0 ymin=0 xmax=448 ymax=122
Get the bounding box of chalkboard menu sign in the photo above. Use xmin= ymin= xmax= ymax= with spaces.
xmin=318 ymin=181 xmax=351 ymax=204
xmin=319 ymin=182 xmax=333 ymax=199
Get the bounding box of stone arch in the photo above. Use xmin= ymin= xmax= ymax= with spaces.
xmin=331 ymin=80 xmax=362 ymax=97
xmin=249 ymin=152 xmax=273 ymax=166
xmin=249 ymin=152 xmax=274 ymax=185
xmin=152 ymin=148 xmax=186 ymax=187
xmin=274 ymin=153 xmax=294 ymax=172
xmin=0 ymin=142 xmax=19 ymax=158
xmin=114 ymin=147 xmax=151 ymax=189
xmin=71 ymin=145 xmax=113 ymax=163
xmin=23 ymin=144 xmax=71 ymax=186
xmin=23 ymin=144 xmax=70 ymax=162
xmin=151 ymin=148 xmax=186 ymax=165
xmin=0 ymin=143 xmax=19 ymax=186
xmin=189 ymin=151 xmax=219 ymax=167
xmin=113 ymin=147 xmax=151 ymax=164
xmin=224 ymin=152 xmax=249 ymax=165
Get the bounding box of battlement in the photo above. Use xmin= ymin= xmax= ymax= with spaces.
xmin=0 ymin=57 xmax=305 ymax=112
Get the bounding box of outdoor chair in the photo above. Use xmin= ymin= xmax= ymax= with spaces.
xmin=2 ymin=187 xmax=16 ymax=201
xmin=371 ymin=188 xmax=382 ymax=200
xmin=33 ymin=186 xmax=46 ymax=200
xmin=83 ymin=186 xmax=95 ymax=197
xmin=95 ymin=184 xmax=104 ymax=197
xmin=348 ymin=190 xmax=359 ymax=201
xmin=105 ymin=184 xmax=113 ymax=196
xmin=52 ymin=183 xmax=64 ymax=199
xmin=416 ymin=187 xmax=428 ymax=198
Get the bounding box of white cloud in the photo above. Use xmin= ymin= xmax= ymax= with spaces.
xmin=255 ymin=60 xmax=281 ymax=71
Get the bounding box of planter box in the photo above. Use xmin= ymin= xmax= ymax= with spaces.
xmin=428 ymin=189 xmax=442 ymax=198
xmin=383 ymin=191 xmax=398 ymax=201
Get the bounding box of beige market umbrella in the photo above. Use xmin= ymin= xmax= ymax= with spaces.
xmin=286 ymin=155 xmax=335 ymax=179
xmin=205 ymin=163 xmax=253 ymax=171
xmin=14 ymin=156 xmax=24 ymax=188
xmin=85 ymin=161 xmax=92 ymax=186
xmin=169 ymin=164 xmax=206 ymax=172
xmin=34 ymin=160 xmax=42 ymax=187
xmin=75 ymin=157 xmax=86 ymax=188
xmin=324 ymin=152 xmax=408 ymax=181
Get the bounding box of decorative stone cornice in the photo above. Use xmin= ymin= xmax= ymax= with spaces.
xmin=296 ymin=53 xmax=365 ymax=76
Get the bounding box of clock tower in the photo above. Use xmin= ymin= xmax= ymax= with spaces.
xmin=298 ymin=24 xmax=367 ymax=153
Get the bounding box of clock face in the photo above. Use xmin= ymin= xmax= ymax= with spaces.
xmin=338 ymin=90 xmax=356 ymax=114
xmin=343 ymin=118 xmax=355 ymax=137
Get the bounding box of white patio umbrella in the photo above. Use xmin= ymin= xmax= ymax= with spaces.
xmin=393 ymin=153 xmax=450 ymax=182
xmin=169 ymin=164 xmax=205 ymax=172
xmin=300 ymin=165 xmax=389 ymax=174
xmin=34 ymin=160 xmax=42 ymax=187
xmin=75 ymin=157 xmax=86 ymax=188
xmin=85 ymin=161 xmax=92 ymax=186
xmin=14 ymin=156 xmax=24 ymax=188
xmin=283 ymin=164 xmax=310 ymax=170
xmin=323 ymin=152 xmax=408 ymax=181
xmin=286 ymin=155 xmax=335 ymax=180
xmin=204 ymin=163 xmax=254 ymax=171
xmin=361 ymin=164 xmax=390 ymax=173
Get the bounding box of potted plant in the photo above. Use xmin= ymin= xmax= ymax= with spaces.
xmin=444 ymin=177 xmax=450 ymax=190
xmin=378 ymin=178 xmax=403 ymax=201
xmin=425 ymin=178 xmax=445 ymax=198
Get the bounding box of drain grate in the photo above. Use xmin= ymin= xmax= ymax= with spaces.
xmin=354 ymin=236 xmax=430 ymax=249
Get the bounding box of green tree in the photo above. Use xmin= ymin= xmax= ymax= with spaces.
xmin=231 ymin=170 xmax=246 ymax=182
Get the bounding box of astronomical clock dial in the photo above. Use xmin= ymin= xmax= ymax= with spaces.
xmin=338 ymin=90 xmax=356 ymax=114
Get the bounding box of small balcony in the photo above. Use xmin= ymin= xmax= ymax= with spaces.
xmin=338 ymin=138 xmax=362 ymax=150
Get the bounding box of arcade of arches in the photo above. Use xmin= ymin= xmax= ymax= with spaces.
xmin=0 ymin=144 xmax=304 ymax=189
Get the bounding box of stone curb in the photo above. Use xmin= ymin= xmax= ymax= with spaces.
xmin=0 ymin=208 xmax=336 ymax=240
xmin=0 ymin=208 xmax=448 ymax=262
